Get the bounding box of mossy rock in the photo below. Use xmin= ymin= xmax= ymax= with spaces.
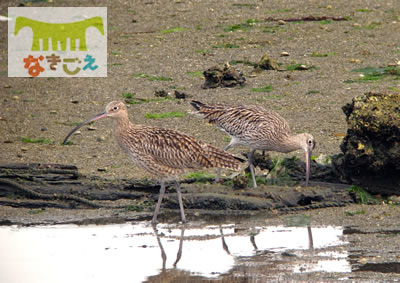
xmin=202 ymin=64 xmax=246 ymax=89
xmin=333 ymin=92 xmax=400 ymax=195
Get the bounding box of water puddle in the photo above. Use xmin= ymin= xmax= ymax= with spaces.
xmin=0 ymin=221 xmax=349 ymax=282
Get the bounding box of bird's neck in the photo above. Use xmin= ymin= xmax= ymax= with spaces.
xmin=279 ymin=134 xmax=304 ymax=153
xmin=113 ymin=115 xmax=133 ymax=134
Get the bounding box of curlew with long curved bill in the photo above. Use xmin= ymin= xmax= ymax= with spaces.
xmin=63 ymin=101 xmax=242 ymax=224
xmin=190 ymin=100 xmax=315 ymax=188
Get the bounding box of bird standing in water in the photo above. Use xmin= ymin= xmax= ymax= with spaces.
xmin=190 ymin=100 xmax=315 ymax=188
xmin=63 ymin=101 xmax=242 ymax=224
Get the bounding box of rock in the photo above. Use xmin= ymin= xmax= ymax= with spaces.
xmin=97 ymin=136 xmax=105 ymax=142
xmin=332 ymin=92 xmax=400 ymax=195
xmin=232 ymin=175 xmax=248 ymax=190
xmin=154 ymin=89 xmax=168 ymax=97
xmin=295 ymin=64 xmax=309 ymax=70
xmin=350 ymin=58 xmax=361 ymax=63
xmin=88 ymin=127 xmax=97 ymax=131
xmin=202 ymin=63 xmax=245 ymax=89
xmin=174 ymin=90 xmax=187 ymax=99
xmin=280 ymin=51 xmax=290 ymax=57
xmin=254 ymin=53 xmax=280 ymax=70
xmin=315 ymin=154 xmax=331 ymax=165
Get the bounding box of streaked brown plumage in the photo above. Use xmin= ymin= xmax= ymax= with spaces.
xmin=190 ymin=100 xmax=315 ymax=188
xmin=63 ymin=101 xmax=241 ymax=224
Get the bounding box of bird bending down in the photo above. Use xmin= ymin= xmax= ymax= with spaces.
xmin=63 ymin=101 xmax=241 ymax=224
xmin=190 ymin=100 xmax=315 ymax=188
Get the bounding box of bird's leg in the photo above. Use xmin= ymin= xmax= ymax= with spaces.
xmin=152 ymin=224 xmax=167 ymax=270
xmin=174 ymin=181 xmax=186 ymax=223
xmin=248 ymin=149 xmax=257 ymax=188
xmin=216 ymin=143 xmax=233 ymax=183
xmin=152 ymin=179 xmax=166 ymax=224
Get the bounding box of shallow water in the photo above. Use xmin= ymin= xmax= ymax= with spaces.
xmin=0 ymin=220 xmax=349 ymax=282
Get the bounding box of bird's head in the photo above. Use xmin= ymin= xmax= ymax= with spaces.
xmin=62 ymin=101 xmax=128 ymax=144
xmin=104 ymin=101 xmax=128 ymax=119
xmin=302 ymin=133 xmax=315 ymax=154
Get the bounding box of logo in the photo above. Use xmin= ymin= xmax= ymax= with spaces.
xmin=8 ymin=7 xmax=107 ymax=77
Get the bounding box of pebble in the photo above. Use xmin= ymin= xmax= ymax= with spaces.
xmin=70 ymin=100 xmax=79 ymax=104
xmin=74 ymin=130 xmax=81 ymax=135
xmin=278 ymin=20 xmax=286 ymax=25
xmin=4 ymin=85 xmax=11 ymax=88
xmin=12 ymin=96 xmax=19 ymax=100
xmin=280 ymin=51 xmax=289 ymax=57
xmin=296 ymin=64 xmax=308 ymax=70
xmin=50 ymin=110 xmax=57 ymax=114
xmin=21 ymin=147 xmax=28 ymax=152
xmin=97 ymin=136 xmax=105 ymax=142
xmin=360 ymin=258 xmax=368 ymax=264
xmin=88 ymin=126 xmax=97 ymax=131
xmin=350 ymin=59 xmax=361 ymax=63
xmin=285 ymin=74 xmax=294 ymax=80
xmin=41 ymin=127 xmax=47 ymax=131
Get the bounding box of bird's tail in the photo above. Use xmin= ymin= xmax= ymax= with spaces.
xmin=203 ymin=143 xmax=244 ymax=171
xmin=190 ymin=100 xmax=226 ymax=124
xmin=190 ymin=100 xmax=206 ymax=111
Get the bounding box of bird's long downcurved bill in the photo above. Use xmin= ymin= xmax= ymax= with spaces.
xmin=305 ymin=150 xmax=311 ymax=186
xmin=62 ymin=112 xmax=107 ymax=144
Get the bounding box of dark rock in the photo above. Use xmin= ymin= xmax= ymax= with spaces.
xmin=332 ymin=92 xmax=400 ymax=195
xmin=202 ymin=63 xmax=245 ymax=89
xmin=174 ymin=90 xmax=187 ymax=99
xmin=154 ymin=90 xmax=168 ymax=97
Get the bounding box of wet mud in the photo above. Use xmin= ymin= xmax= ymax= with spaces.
xmin=0 ymin=162 xmax=352 ymax=223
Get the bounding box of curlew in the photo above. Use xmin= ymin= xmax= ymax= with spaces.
xmin=63 ymin=101 xmax=241 ymax=224
xmin=190 ymin=100 xmax=315 ymax=188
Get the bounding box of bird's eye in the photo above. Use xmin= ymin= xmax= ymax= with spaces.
xmin=308 ymin=139 xmax=313 ymax=145
xmin=113 ymin=106 xmax=118 ymax=111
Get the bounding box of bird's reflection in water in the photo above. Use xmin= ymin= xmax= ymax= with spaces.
xmin=152 ymin=224 xmax=185 ymax=270
xmin=219 ymin=224 xmax=314 ymax=255
xmin=146 ymin=225 xmax=187 ymax=283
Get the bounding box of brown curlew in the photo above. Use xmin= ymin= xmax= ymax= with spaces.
xmin=190 ymin=100 xmax=315 ymax=188
xmin=63 ymin=101 xmax=241 ymax=224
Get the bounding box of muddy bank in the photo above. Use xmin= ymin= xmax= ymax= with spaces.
xmin=0 ymin=162 xmax=355 ymax=225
